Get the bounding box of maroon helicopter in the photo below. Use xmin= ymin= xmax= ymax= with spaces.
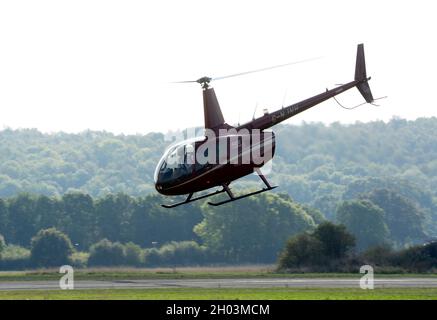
xmin=155 ymin=44 xmax=376 ymax=208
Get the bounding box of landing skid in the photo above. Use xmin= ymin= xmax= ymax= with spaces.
xmin=208 ymin=168 xmax=277 ymax=206
xmin=161 ymin=188 xmax=226 ymax=208
xmin=162 ymin=169 xmax=276 ymax=208
xmin=207 ymin=185 xmax=277 ymax=206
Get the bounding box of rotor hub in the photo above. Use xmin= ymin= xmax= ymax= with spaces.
xmin=196 ymin=76 xmax=212 ymax=89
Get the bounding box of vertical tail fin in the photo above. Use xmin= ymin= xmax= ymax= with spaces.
xmin=355 ymin=44 xmax=374 ymax=103
xmin=203 ymin=87 xmax=227 ymax=130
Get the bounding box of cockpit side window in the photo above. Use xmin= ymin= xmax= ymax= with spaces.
xmin=185 ymin=144 xmax=195 ymax=164
xmin=166 ymin=146 xmax=183 ymax=169
xmin=157 ymin=143 xmax=198 ymax=185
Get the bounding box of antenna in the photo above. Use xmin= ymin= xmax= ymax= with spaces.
xmin=281 ymin=89 xmax=288 ymax=109
xmin=252 ymin=102 xmax=258 ymax=120
xmin=333 ymin=94 xmax=388 ymax=110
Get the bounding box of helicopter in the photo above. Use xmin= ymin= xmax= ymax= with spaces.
xmin=155 ymin=44 xmax=376 ymax=208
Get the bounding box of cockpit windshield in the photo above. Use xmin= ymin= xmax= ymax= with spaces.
xmin=154 ymin=138 xmax=203 ymax=186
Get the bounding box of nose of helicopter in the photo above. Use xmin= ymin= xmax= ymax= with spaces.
xmin=154 ymin=166 xmax=171 ymax=195
xmin=154 ymin=167 xmax=166 ymax=194
xmin=155 ymin=181 xmax=164 ymax=193
xmin=155 ymin=180 xmax=175 ymax=196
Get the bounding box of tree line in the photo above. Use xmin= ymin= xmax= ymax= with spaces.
xmin=1 ymin=118 xmax=437 ymax=235
xmin=1 ymin=117 xmax=436 ymax=269
xmin=1 ymin=217 xmax=435 ymax=272
xmin=0 ymin=192 xmax=320 ymax=268
xmin=0 ymin=187 xmax=431 ymax=269
xmin=0 ymin=193 xmax=202 ymax=250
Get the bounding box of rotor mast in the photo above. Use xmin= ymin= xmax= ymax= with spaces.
xmin=196 ymin=76 xmax=227 ymax=131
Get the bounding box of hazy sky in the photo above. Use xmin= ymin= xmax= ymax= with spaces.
xmin=1 ymin=0 xmax=436 ymax=134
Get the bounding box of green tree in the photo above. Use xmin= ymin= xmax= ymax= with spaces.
xmin=300 ymin=204 xmax=325 ymax=225
xmin=88 ymin=239 xmax=125 ymax=266
xmin=30 ymin=228 xmax=74 ymax=267
xmin=362 ymin=189 xmax=427 ymax=246
xmin=313 ymin=222 xmax=355 ymax=259
xmin=0 ymin=234 xmax=5 ymax=258
xmin=336 ymin=199 xmax=390 ymax=251
xmin=0 ymin=199 xmax=8 ymax=239
xmin=35 ymin=195 xmax=62 ymax=232
xmin=194 ymin=193 xmax=316 ymax=263
xmin=278 ymin=233 xmax=324 ymax=269
xmin=312 ymin=194 xmax=341 ymax=221
xmin=155 ymin=241 xmax=206 ymax=266
xmin=62 ymin=193 xmax=96 ymax=249
xmin=7 ymin=194 xmax=39 ymax=246
xmin=392 ymin=241 xmax=437 ymax=272
xmin=278 ymin=222 xmax=356 ymax=269
xmin=362 ymin=245 xmax=394 ymax=266
xmin=95 ymin=194 xmax=134 ymax=243
xmin=129 ymin=195 xmax=203 ymax=247
xmin=123 ymin=242 xmax=143 ymax=266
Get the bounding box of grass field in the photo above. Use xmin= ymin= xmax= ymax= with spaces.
xmin=1 ymin=266 xmax=436 ymax=282
xmin=0 ymin=287 xmax=436 ymax=300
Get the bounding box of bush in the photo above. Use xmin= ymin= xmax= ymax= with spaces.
xmin=1 ymin=244 xmax=30 ymax=260
xmin=163 ymin=241 xmax=206 ymax=266
xmin=0 ymin=257 xmax=31 ymax=270
xmin=124 ymin=242 xmax=143 ymax=266
xmin=423 ymin=241 xmax=437 ymax=259
xmin=194 ymin=192 xmax=316 ymax=264
xmin=278 ymin=233 xmax=324 ymax=269
xmin=0 ymin=234 xmax=5 ymax=258
xmin=278 ymin=222 xmax=356 ymax=271
xmin=144 ymin=247 xmax=161 ymax=267
xmin=313 ymin=222 xmax=355 ymax=259
xmin=362 ymin=245 xmax=395 ymax=266
xmin=144 ymin=241 xmax=207 ymax=267
xmin=391 ymin=241 xmax=437 ymax=272
xmin=30 ymin=228 xmax=74 ymax=267
xmin=88 ymin=239 xmax=125 ymax=267
xmin=0 ymin=237 xmax=31 ymax=270
xmin=336 ymin=199 xmax=390 ymax=251
xmin=70 ymin=251 xmax=89 ymax=268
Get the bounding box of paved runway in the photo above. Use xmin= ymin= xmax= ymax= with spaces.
xmin=1 ymin=278 xmax=437 ymax=290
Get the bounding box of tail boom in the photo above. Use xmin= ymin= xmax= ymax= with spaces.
xmin=238 ymin=43 xmax=375 ymax=131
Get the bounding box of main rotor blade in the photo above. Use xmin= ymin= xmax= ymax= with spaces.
xmin=212 ymin=56 xmax=322 ymax=81
xmin=170 ymin=56 xmax=322 ymax=85
xmin=171 ymin=80 xmax=198 ymax=84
